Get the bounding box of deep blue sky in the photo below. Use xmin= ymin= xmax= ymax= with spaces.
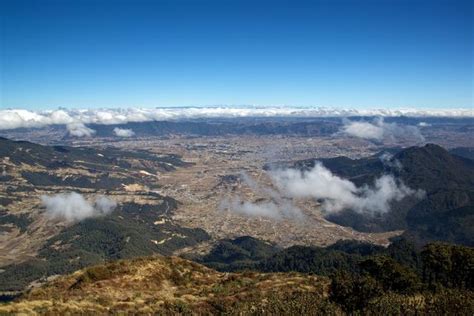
xmin=1 ymin=0 xmax=472 ymax=109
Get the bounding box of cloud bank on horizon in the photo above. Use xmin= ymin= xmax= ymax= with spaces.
xmin=0 ymin=107 xmax=472 ymax=131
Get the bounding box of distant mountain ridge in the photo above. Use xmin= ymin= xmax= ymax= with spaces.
xmin=0 ymin=136 xmax=188 ymax=172
xmin=450 ymin=147 xmax=474 ymax=161
xmin=87 ymin=119 xmax=340 ymax=138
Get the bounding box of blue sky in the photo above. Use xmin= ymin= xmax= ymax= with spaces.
xmin=1 ymin=0 xmax=472 ymax=110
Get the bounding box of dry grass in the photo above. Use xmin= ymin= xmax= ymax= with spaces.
xmin=0 ymin=255 xmax=330 ymax=314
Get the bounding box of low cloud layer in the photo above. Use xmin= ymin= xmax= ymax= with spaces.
xmin=270 ymin=163 xmax=423 ymax=215
xmin=0 ymin=107 xmax=471 ymax=130
xmin=341 ymin=117 xmax=425 ymax=142
xmin=220 ymin=172 xmax=304 ymax=220
xmin=220 ymin=198 xmax=294 ymax=220
xmin=41 ymin=192 xmax=117 ymax=222
xmin=67 ymin=122 xmax=96 ymax=137
xmin=379 ymin=152 xmax=402 ymax=170
xmin=113 ymin=127 xmax=135 ymax=137
xmin=223 ymin=160 xmax=423 ymax=221
xmin=220 ymin=195 xmax=303 ymax=220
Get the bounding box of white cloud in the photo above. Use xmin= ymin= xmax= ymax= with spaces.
xmin=220 ymin=198 xmax=285 ymax=219
xmin=94 ymin=195 xmax=118 ymax=214
xmin=341 ymin=117 xmax=425 ymax=142
xmin=219 ymin=172 xmax=304 ymax=220
xmin=66 ymin=122 xmax=96 ymax=137
xmin=113 ymin=127 xmax=135 ymax=137
xmin=269 ymin=162 xmax=423 ymax=215
xmin=220 ymin=196 xmax=304 ymax=220
xmin=418 ymin=122 xmax=431 ymax=127
xmin=0 ymin=107 xmax=471 ymax=130
xmin=222 ymin=161 xmax=424 ymax=221
xmin=41 ymin=192 xmax=117 ymax=222
xmin=379 ymin=152 xmax=402 ymax=170
xmin=342 ymin=119 xmax=384 ymax=140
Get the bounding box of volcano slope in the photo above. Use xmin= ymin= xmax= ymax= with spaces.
xmin=285 ymin=144 xmax=474 ymax=247
xmin=0 ymin=255 xmax=332 ymax=315
xmin=0 ymin=137 xmax=209 ymax=291
xmin=1 ymin=249 xmax=473 ymax=315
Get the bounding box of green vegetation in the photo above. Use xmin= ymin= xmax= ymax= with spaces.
xmin=0 ymin=137 xmax=188 ymax=172
xmin=0 ymin=197 xmax=14 ymax=206
xmin=0 ymin=213 xmax=32 ymax=233
xmin=0 ymin=136 xmax=189 ymax=192
xmin=421 ymin=242 xmax=474 ymax=289
xmin=0 ymin=259 xmax=48 ymax=290
xmin=199 ymin=238 xmax=384 ymax=274
xmin=197 ymin=236 xmax=474 ymax=314
xmin=21 ymin=171 xmax=133 ymax=189
xmin=0 ymin=199 xmax=209 ymax=291
xmin=1 ymin=244 xmax=472 ymax=314
xmin=330 ymin=273 xmax=474 ymax=314
xmin=199 ymin=236 xmax=280 ymax=271
xmin=450 ymin=147 xmax=474 ymax=161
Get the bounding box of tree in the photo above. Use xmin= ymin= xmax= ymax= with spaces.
xmin=360 ymin=256 xmax=421 ymax=294
xmin=329 ymin=270 xmax=382 ymax=312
